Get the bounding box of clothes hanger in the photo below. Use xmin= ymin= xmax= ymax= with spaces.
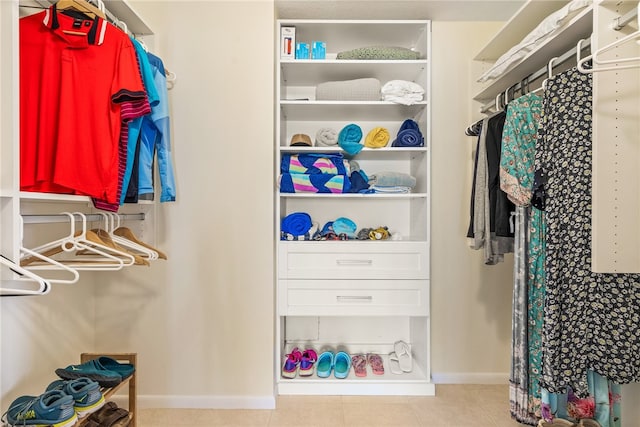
xmin=105 ymin=213 xmax=158 ymax=262
xmin=90 ymin=213 xmax=151 ymax=266
xmin=16 ymin=217 xmax=80 ymax=284
xmin=112 ymin=214 xmax=168 ymax=260
xmin=55 ymin=0 xmax=105 ymax=19
xmin=592 ymin=3 xmax=640 ymax=67
xmin=1 ymin=254 xmax=51 ymax=296
xmin=20 ymin=212 xmax=131 ymax=271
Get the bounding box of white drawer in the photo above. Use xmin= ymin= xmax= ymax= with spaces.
xmin=278 ymin=241 xmax=428 ymax=279
xmin=279 ymin=279 xmax=429 ymax=316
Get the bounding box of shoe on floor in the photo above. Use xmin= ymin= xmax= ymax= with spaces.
xmin=56 ymin=359 xmax=122 ymax=388
xmin=2 ymin=389 xmax=77 ymax=427
xmin=537 ymin=418 xmax=580 ymax=427
xmin=46 ymin=377 xmax=105 ymax=418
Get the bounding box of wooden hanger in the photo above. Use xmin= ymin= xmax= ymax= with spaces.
xmin=113 ymin=227 xmax=168 ymax=260
xmin=55 ymin=0 xmax=105 ymax=19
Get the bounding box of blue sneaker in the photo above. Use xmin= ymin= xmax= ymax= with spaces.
xmin=46 ymin=378 xmax=105 ymax=418
xmin=55 ymin=360 xmax=122 ymax=388
xmin=3 ymin=389 xmax=77 ymax=427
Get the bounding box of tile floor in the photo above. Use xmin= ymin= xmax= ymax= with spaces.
xmin=137 ymin=384 xmax=525 ymax=426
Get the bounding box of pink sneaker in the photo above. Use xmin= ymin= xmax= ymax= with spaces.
xmin=298 ymin=349 xmax=318 ymax=377
xmin=281 ymin=348 xmax=302 ymax=379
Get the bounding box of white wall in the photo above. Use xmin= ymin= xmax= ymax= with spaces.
xmin=92 ymin=0 xmax=277 ymax=408
xmin=430 ymin=21 xmax=513 ymax=382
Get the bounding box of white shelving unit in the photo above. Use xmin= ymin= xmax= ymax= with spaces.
xmin=275 ymin=19 xmax=433 ymax=396
xmin=1 ymin=0 xmax=157 ymax=293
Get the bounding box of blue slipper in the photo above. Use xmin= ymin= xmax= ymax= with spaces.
xmin=333 ymin=351 xmax=351 ymax=379
xmin=316 ymin=351 xmax=334 ymax=378
xmin=55 ymin=360 xmax=122 ymax=388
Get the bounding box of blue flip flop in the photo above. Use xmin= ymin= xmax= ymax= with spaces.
xmin=96 ymin=356 xmax=135 ymax=380
xmin=333 ymin=351 xmax=351 ymax=379
xmin=316 ymin=351 xmax=334 ymax=378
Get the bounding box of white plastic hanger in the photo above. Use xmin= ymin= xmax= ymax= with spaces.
xmin=20 ymin=212 xmax=131 ymax=271
xmin=578 ymin=5 xmax=640 ymax=73
xmin=1 ymin=254 xmax=51 ymax=296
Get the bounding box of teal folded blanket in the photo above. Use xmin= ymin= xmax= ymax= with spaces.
xmin=338 ymin=124 xmax=364 ymax=155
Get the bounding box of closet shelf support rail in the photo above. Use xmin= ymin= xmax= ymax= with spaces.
xmin=612 ymin=6 xmax=638 ymax=31
xmin=22 ymin=213 xmax=145 ymax=224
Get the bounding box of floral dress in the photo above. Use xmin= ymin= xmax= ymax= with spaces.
xmin=537 ymin=67 xmax=635 ymax=427
xmin=500 ymin=93 xmax=543 ymax=424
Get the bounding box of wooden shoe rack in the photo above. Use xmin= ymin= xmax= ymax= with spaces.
xmin=78 ymin=353 xmax=137 ymax=427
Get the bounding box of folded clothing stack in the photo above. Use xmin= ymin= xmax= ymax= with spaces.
xmin=381 ymin=80 xmax=425 ymax=105
xmin=316 ymin=77 xmax=381 ymax=101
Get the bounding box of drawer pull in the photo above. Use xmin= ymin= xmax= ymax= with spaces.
xmin=337 ymin=295 xmax=373 ymax=302
xmin=336 ymin=259 xmax=373 ymax=266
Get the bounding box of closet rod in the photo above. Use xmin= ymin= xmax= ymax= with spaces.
xmin=612 ymin=6 xmax=638 ymax=31
xmin=22 ymin=213 xmax=145 ymax=224
xmin=479 ymin=38 xmax=592 ymax=113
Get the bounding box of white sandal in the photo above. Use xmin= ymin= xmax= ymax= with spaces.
xmin=388 ymin=352 xmax=403 ymax=375
xmin=394 ymin=340 xmax=413 ymax=373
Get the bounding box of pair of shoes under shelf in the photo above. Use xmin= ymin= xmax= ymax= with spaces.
xmin=316 ymin=351 xmax=351 ymax=379
xmin=282 ymin=348 xmax=318 ymax=378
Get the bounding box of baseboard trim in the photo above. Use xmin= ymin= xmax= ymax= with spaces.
xmin=431 ymin=372 xmax=509 ymax=384
xmin=115 ymin=395 xmax=276 ymax=410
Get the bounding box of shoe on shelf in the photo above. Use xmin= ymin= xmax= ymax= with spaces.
xmin=352 ymin=354 xmax=367 ymax=377
xmin=46 ymin=377 xmax=105 ymax=418
xmin=298 ymin=348 xmax=318 ymax=377
xmin=394 ymin=340 xmax=413 ymax=373
xmin=55 ymin=359 xmax=122 ymax=388
xmin=2 ymin=390 xmax=77 ymax=427
xmin=84 ymin=401 xmax=130 ymax=427
xmin=367 ymin=353 xmax=384 ymax=375
xmin=281 ymin=347 xmax=302 ymax=379
xmin=95 ymin=357 xmax=135 ymax=380
xmin=316 ymin=351 xmax=334 ymax=378
xmin=388 ymin=351 xmax=403 ymax=375
xmin=333 ymin=351 xmax=351 ymax=379
xmin=579 ymin=420 xmax=602 ymax=427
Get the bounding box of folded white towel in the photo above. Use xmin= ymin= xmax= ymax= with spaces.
xmin=381 ymin=80 xmax=424 ymax=105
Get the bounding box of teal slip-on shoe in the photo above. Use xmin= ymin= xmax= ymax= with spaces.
xmin=4 ymin=390 xmax=78 ymax=427
xmin=333 ymin=351 xmax=351 ymax=379
xmin=55 ymin=360 xmax=122 ymax=388
xmin=96 ymin=356 xmax=135 ymax=379
xmin=316 ymin=351 xmax=334 ymax=378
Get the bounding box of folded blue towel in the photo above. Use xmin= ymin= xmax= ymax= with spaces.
xmin=338 ymin=124 xmax=364 ymax=155
xmin=392 ymin=119 xmax=424 ymax=147
xmin=281 ymin=212 xmax=313 ymax=236
xmin=279 ymin=173 xmax=351 ymax=193
xmin=281 ymin=153 xmax=349 ymax=175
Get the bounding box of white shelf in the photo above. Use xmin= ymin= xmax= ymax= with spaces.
xmin=280 ymin=100 xmax=427 ymax=121
xmin=473 ymin=4 xmax=593 ymax=102
xmin=19 ymin=191 xmax=92 ymax=203
xmin=281 ymin=60 xmax=428 ymax=87
xmin=280 ymin=193 xmax=428 ymax=199
xmin=474 ymin=0 xmax=571 ymax=60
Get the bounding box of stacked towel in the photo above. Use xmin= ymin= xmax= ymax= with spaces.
xmin=369 ymin=171 xmax=416 ymax=188
xmin=381 ymin=80 xmax=425 ymax=105
xmin=392 ymin=119 xmax=424 ymax=147
xmin=364 ymin=127 xmax=390 ymax=148
xmin=281 ymin=153 xmax=350 ymax=176
xmin=338 ymin=124 xmax=364 ymax=155
xmin=281 ymin=212 xmax=312 ymax=236
xmin=279 ymin=173 xmax=351 ymax=193
xmin=315 ymin=128 xmax=339 ymax=147
xmin=316 ymin=78 xmax=381 ymax=101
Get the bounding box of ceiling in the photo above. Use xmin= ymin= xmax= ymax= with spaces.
xmin=275 ymin=0 xmax=526 ymax=21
